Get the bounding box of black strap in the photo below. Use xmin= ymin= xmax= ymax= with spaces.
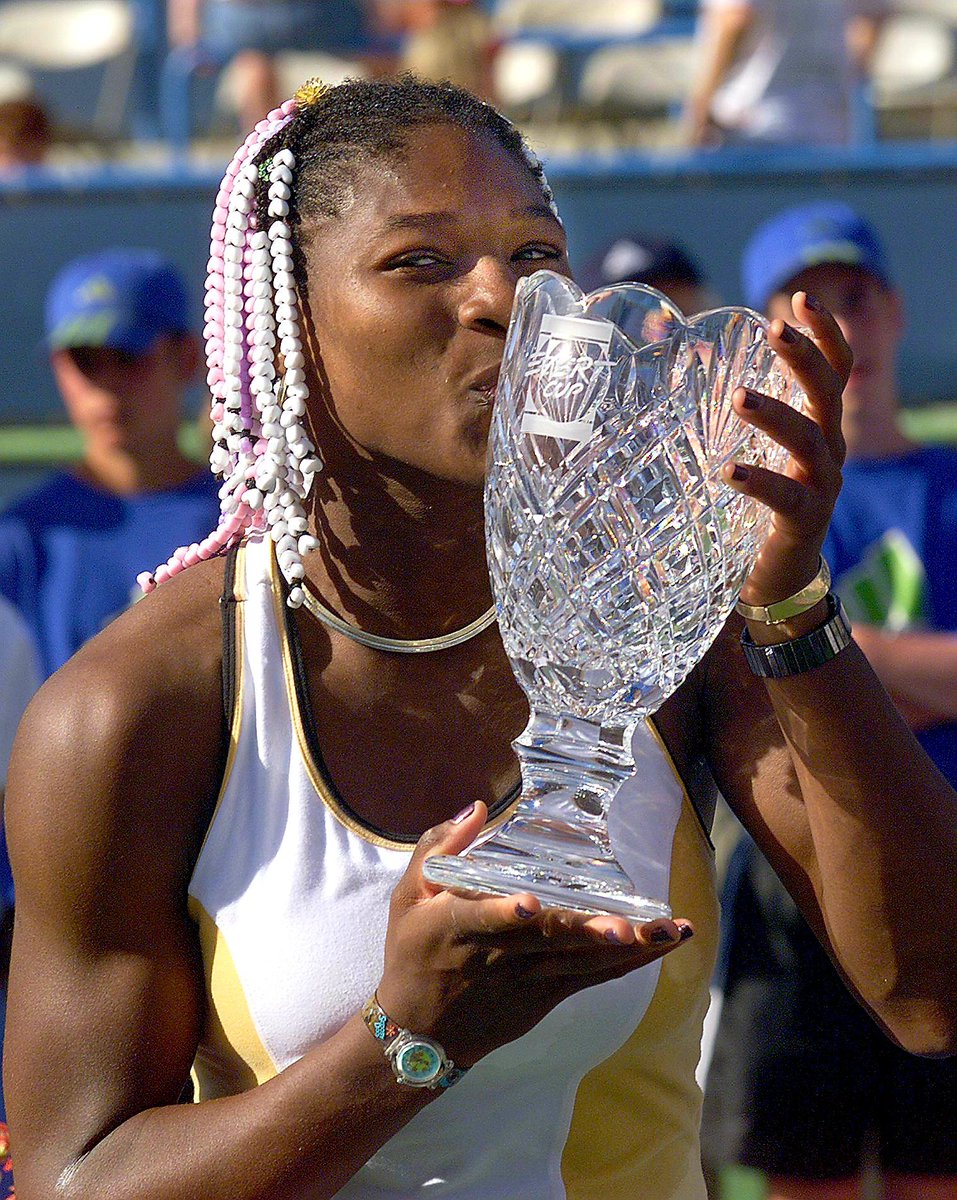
xmin=219 ymin=544 xmax=242 ymax=758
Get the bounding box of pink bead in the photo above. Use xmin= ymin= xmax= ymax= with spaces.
xmin=200 ymin=537 xmax=218 ymax=556
xmin=282 ymin=99 xmax=296 ymax=115
xmin=154 ymin=565 xmax=171 ymax=585
xmin=136 ymin=571 xmax=155 ymax=593
xmin=211 ymin=238 xmax=225 ymax=256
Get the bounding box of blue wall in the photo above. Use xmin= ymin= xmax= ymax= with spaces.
xmin=2 ymin=141 xmax=956 ymax=424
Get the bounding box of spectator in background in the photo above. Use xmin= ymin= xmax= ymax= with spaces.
xmin=380 ymin=0 xmax=495 ymax=98
xmin=0 ymin=596 xmax=39 ymax=1155
xmin=683 ymin=0 xmax=889 ymax=149
xmin=168 ymin=0 xmax=386 ymax=135
xmin=578 ymin=233 xmax=715 ymax=315
xmin=701 ymin=202 xmax=957 ymax=1200
xmin=0 ymin=97 xmax=52 ymax=173
xmin=0 ymin=248 xmax=219 ymax=678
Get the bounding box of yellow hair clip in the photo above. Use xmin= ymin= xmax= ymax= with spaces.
xmin=293 ymin=78 xmax=328 ymax=107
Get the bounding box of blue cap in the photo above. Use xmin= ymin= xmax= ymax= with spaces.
xmin=45 ymin=248 xmax=191 ymax=355
xmin=742 ymin=202 xmax=890 ymax=312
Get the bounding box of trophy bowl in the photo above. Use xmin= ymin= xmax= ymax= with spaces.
xmin=423 ymin=271 xmax=805 ymax=920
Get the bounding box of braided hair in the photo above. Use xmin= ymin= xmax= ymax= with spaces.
xmin=138 ymin=75 xmax=560 ymax=607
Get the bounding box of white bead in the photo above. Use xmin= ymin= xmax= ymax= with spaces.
xmin=270 ymin=520 xmax=288 ymax=542
xmin=261 ymin=404 xmax=281 ymax=423
xmin=271 ymin=165 xmax=293 ymax=185
xmin=287 ymin=586 xmax=305 ymax=608
xmin=298 ymin=534 xmax=319 ymax=555
xmin=268 ymin=220 xmax=290 ymax=239
xmin=269 ymin=181 xmax=291 ymax=201
xmin=285 ymin=383 xmax=308 ymax=402
xmin=288 ymin=515 xmax=308 ymax=534
xmin=271 ymin=239 xmax=293 ymax=259
xmin=274 ymin=148 xmax=294 ymax=167
xmin=290 ymin=441 xmax=309 ymax=460
xmin=286 ymin=562 xmax=305 ymax=581
xmin=253 ymin=299 xmax=272 ymax=315
xmin=249 ymin=230 xmax=268 ymax=250
xmin=244 ymin=488 xmax=263 ymax=510
xmin=263 ymin=422 xmax=283 ymax=438
xmin=268 ymin=198 xmax=289 ymax=217
xmin=285 ymin=394 xmax=307 ymax=415
xmin=277 ymin=534 xmax=297 ymax=555
xmin=279 ymin=409 xmax=299 ymax=428
xmin=279 ymin=490 xmax=296 ymax=507
xmin=283 ymin=367 xmax=304 ymax=387
xmin=250 ymin=263 xmax=271 ymax=284
xmin=268 ymin=437 xmax=285 ymax=455
xmin=250 ymin=376 xmax=272 ymax=395
xmin=283 ymin=350 xmax=304 ymax=369
xmin=277 ymin=319 xmax=299 ymax=338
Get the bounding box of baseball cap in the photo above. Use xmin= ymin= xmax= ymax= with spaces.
xmin=45 ymin=248 xmax=191 ymax=355
xmin=579 ymin=235 xmax=704 ymax=292
xmin=742 ymin=202 xmax=890 ymax=312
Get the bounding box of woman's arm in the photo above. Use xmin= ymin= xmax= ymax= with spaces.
xmin=849 ymin=624 xmax=957 ymax=730
xmin=700 ymin=294 xmax=957 ymax=1056
xmin=5 ymin=564 xmax=692 ymax=1200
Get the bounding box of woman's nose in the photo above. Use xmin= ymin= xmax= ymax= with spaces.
xmin=456 ymin=256 xmax=517 ymax=335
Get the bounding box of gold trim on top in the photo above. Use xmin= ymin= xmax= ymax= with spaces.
xmin=268 ymin=545 xmax=417 ymax=851
xmin=268 ymin=544 xmax=524 ymax=851
xmin=194 ymin=543 xmax=248 ymax=865
xmin=644 ymin=716 xmax=714 ymax=848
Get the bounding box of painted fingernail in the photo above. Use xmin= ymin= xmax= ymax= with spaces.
xmin=740 ymin=389 xmax=762 ymax=411
xmin=803 ymin=293 xmax=824 ymax=312
xmin=731 ymin=463 xmax=750 ymax=482
xmin=650 ymin=927 xmax=677 ymax=945
xmin=678 ymin=925 xmax=695 ymax=942
xmin=604 ymin=928 xmax=624 ymax=944
xmin=516 ymin=902 xmax=536 ymax=919
xmin=777 ymin=322 xmax=798 ymax=343
xmin=451 ymin=803 xmax=476 ymax=824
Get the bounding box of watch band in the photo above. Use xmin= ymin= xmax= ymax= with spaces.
xmin=735 ymin=556 xmax=831 ymax=625
xmin=741 ymin=593 xmax=852 ymax=678
xmin=362 ymin=994 xmax=467 ymax=1090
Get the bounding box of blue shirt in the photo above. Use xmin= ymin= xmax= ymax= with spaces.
xmin=823 ymin=444 xmax=957 ymax=788
xmin=0 ymin=469 xmax=221 ymax=678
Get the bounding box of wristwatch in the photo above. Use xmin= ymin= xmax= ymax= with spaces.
xmin=362 ymin=994 xmax=468 ymax=1090
xmin=741 ymin=593 xmax=853 ymax=678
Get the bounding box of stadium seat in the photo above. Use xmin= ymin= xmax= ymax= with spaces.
xmin=0 ymin=0 xmax=136 ymax=136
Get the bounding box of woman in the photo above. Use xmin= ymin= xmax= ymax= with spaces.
xmin=4 ymin=76 xmax=956 ymax=1200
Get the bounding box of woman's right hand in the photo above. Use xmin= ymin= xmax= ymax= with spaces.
xmin=376 ymin=803 xmax=694 ymax=1068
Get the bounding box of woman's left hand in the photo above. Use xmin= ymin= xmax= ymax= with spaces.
xmin=727 ymin=291 xmax=852 ymax=609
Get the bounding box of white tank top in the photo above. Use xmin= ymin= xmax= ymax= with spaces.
xmin=188 ymin=534 xmax=720 ymax=1199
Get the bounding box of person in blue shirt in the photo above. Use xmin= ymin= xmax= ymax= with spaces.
xmin=702 ymin=202 xmax=957 ymax=1200
xmin=0 ymin=248 xmax=221 ymax=678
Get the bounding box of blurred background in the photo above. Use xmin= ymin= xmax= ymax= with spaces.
xmin=0 ymin=0 xmax=956 ymax=499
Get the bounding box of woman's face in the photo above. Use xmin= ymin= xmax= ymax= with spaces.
xmin=300 ymin=122 xmax=569 ymax=487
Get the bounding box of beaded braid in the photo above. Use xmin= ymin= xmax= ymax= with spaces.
xmin=137 ymin=91 xmax=321 ymax=606
xmin=138 ymin=77 xmax=560 ymax=608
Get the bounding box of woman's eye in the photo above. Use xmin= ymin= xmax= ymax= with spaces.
xmin=388 ymin=251 xmax=446 ymax=270
xmin=514 ymin=244 xmax=562 ymax=263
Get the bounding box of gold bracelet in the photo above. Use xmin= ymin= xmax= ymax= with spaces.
xmin=735 ymin=556 xmax=831 ymax=625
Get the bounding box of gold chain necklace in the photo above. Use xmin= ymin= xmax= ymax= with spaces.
xmin=299 ymin=583 xmax=497 ymax=654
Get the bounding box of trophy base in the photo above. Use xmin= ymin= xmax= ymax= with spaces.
xmin=424 ymin=850 xmax=672 ymax=923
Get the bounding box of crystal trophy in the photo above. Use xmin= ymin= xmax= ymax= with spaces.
xmin=424 ymin=271 xmax=805 ymax=920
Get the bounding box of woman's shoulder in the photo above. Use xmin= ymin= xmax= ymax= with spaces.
xmin=9 ymin=557 xmax=229 ymax=884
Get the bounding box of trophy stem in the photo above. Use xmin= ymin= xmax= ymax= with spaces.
xmin=423 ymin=711 xmax=672 ymax=922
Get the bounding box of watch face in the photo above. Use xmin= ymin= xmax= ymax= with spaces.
xmin=394 ymin=1039 xmax=444 ymax=1085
